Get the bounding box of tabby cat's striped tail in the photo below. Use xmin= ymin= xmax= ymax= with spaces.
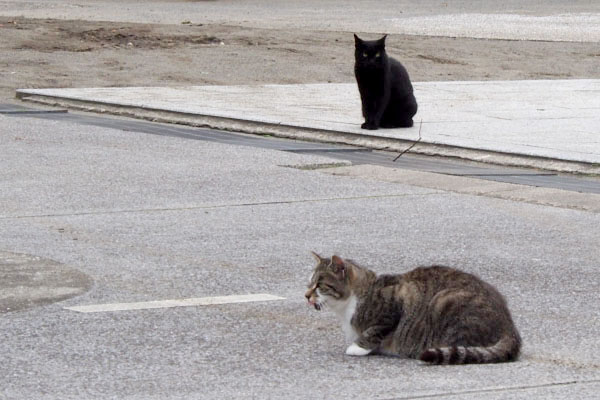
xmin=419 ymin=334 xmax=521 ymax=365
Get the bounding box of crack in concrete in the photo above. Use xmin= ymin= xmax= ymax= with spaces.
xmin=0 ymin=192 xmax=444 ymax=220
xmin=382 ymin=379 xmax=600 ymax=400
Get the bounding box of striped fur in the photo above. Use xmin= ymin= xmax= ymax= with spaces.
xmin=420 ymin=334 xmax=521 ymax=364
xmin=306 ymin=253 xmax=521 ymax=365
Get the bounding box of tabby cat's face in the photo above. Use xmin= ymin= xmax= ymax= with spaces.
xmin=305 ymin=253 xmax=351 ymax=311
xmin=354 ymin=34 xmax=387 ymax=69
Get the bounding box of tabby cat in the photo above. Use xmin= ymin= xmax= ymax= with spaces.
xmin=354 ymin=34 xmax=418 ymax=130
xmin=305 ymin=253 xmax=521 ymax=364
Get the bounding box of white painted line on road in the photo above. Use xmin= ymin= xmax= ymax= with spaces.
xmin=64 ymin=293 xmax=286 ymax=313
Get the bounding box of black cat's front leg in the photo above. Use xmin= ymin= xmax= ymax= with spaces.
xmin=361 ymin=120 xmax=379 ymax=130
xmin=361 ymin=111 xmax=384 ymax=130
xmin=360 ymin=99 xmax=377 ymax=130
xmin=361 ymin=98 xmax=387 ymax=130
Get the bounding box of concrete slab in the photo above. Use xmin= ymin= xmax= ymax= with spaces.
xmin=17 ymin=80 xmax=600 ymax=174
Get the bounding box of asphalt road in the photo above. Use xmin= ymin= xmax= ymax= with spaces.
xmin=1 ymin=0 xmax=600 ymax=41
xmin=1 ymin=112 xmax=599 ymax=399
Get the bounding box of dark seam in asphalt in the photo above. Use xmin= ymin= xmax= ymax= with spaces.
xmin=0 ymin=192 xmax=443 ymax=220
xmin=0 ymin=110 xmax=68 ymax=114
xmin=381 ymin=379 xmax=600 ymax=400
xmin=450 ymin=173 xmax=556 ymax=177
xmin=282 ymin=148 xmax=372 ymax=153
xmin=3 ymin=103 xmax=600 ymax=193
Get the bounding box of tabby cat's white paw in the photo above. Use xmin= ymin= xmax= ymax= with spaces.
xmin=345 ymin=343 xmax=371 ymax=356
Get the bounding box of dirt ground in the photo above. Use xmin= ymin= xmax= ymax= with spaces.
xmin=1 ymin=16 xmax=599 ymax=102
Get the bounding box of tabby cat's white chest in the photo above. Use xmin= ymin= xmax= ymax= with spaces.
xmin=330 ymin=294 xmax=359 ymax=342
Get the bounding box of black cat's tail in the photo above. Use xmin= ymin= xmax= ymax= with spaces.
xmin=419 ymin=333 xmax=521 ymax=365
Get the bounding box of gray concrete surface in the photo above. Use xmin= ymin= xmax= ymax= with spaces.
xmin=1 ymin=0 xmax=599 ymax=42
xmin=1 ymin=114 xmax=600 ymax=399
xmin=17 ymin=79 xmax=600 ymax=174
xmin=324 ymin=164 xmax=600 ymax=213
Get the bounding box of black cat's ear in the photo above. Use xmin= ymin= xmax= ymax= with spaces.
xmin=311 ymin=251 xmax=323 ymax=263
xmin=330 ymin=255 xmax=346 ymax=279
xmin=354 ymin=34 xmax=362 ymax=45
xmin=377 ymin=34 xmax=388 ymax=47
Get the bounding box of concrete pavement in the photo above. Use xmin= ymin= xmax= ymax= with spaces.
xmin=17 ymin=79 xmax=600 ymax=174
xmin=1 ymin=0 xmax=599 ymax=42
xmin=1 ymin=109 xmax=600 ymax=399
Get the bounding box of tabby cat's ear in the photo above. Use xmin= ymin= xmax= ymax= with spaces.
xmin=331 ymin=255 xmax=346 ymax=279
xmin=311 ymin=251 xmax=323 ymax=262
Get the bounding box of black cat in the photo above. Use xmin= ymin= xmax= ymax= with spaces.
xmin=354 ymin=34 xmax=417 ymax=130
